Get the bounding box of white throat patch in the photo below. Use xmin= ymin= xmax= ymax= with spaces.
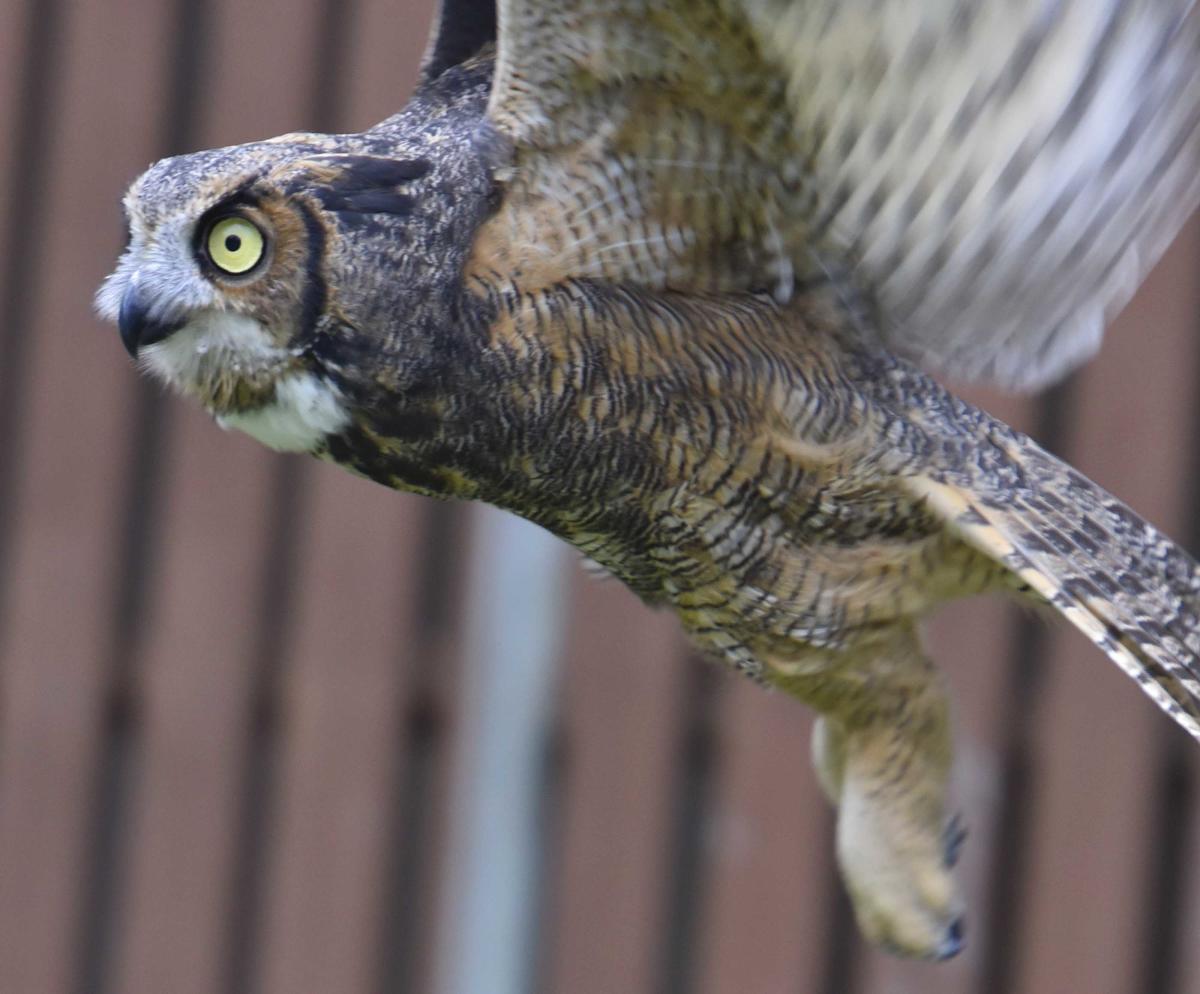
xmin=218 ymin=373 xmax=350 ymax=453
xmin=138 ymin=310 xmax=350 ymax=453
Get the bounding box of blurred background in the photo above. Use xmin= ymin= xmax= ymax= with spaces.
xmin=2 ymin=2 xmax=1200 ymax=993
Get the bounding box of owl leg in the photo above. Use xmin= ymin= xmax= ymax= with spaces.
xmin=767 ymin=625 xmax=964 ymax=960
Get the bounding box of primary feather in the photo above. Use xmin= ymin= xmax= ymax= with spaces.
xmin=908 ymin=436 xmax=1200 ymax=739
xmin=738 ymin=0 xmax=1200 ymax=387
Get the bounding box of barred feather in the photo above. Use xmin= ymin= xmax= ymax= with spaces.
xmin=485 ymin=0 xmax=1200 ymax=388
xmin=908 ymin=439 xmax=1200 ymax=738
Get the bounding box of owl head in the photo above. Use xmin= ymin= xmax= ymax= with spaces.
xmin=96 ymin=59 xmax=496 ymax=453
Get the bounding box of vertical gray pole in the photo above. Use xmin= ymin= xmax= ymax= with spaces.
xmin=433 ymin=505 xmax=568 ymax=994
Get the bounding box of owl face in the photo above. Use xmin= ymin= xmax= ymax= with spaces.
xmin=96 ymin=137 xmax=363 ymax=449
xmin=97 ymin=61 xmax=498 ymax=455
xmin=98 ymin=134 xmax=459 ymax=455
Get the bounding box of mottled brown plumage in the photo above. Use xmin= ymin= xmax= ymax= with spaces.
xmin=97 ymin=0 xmax=1200 ymax=961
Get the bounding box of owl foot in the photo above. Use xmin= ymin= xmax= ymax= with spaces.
xmin=813 ymin=712 xmax=965 ymax=958
xmin=836 ymin=768 xmax=966 ymax=960
xmin=799 ymin=630 xmax=962 ymax=959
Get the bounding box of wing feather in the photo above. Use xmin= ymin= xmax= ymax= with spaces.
xmin=483 ymin=0 xmax=1200 ymax=387
xmin=905 ymin=453 xmax=1200 ymax=741
xmin=738 ymin=0 xmax=1200 ymax=387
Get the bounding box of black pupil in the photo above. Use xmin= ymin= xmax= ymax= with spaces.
xmin=224 ymin=233 xmax=242 ymax=253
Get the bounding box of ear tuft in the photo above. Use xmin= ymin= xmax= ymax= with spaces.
xmin=285 ymin=155 xmax=432 ymax=216
xmin=315 ymin=189 xmax=417 ymax=216
xmin=318 ymin=155 xmax=431 ymax=189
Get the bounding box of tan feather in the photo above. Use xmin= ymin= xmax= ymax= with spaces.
xmin=487 ymin=0 xmax=1200 ymax=387
xmin=906 ymin=443 xmax=1200 ymax=739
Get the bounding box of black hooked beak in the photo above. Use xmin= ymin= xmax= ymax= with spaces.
xmin=118 ymin=287 xmax=182 ymax=357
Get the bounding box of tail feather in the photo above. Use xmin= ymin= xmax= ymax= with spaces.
xmin=904 ymin=432 xmax=1200 ymax=741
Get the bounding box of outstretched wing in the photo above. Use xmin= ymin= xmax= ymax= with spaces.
xmin=477 ymin=0 xmax=1200 ymax=388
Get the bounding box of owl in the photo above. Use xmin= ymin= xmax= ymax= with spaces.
xmin=97 ymin=0 xmax=1200 ymax=961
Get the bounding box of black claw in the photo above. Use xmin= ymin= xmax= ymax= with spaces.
xmin=942 ymin=813 xmax=968 ymax=868
xmin=936 ymin=916 xmax=966 ymax=961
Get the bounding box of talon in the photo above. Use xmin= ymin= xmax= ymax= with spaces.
xmin=942 ymin=813 xmax=968 ymax=868
xmin=837 ymin=795 xmax=967 ymax=959
xmin=936 ymin=916 xmax=966 ymax=961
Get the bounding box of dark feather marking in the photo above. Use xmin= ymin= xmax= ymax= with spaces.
xmin=323 ymin=155 xmax=431 ymax=189
xmin=289 ymin=198 xmax=327 ymax=349
xmin=957 ymin=505 xmax=987 ymax=526
xmin=325 ymin=428 xmax=400 ymax=486
xmin=315 ymin=189 xmax=417 ymax=215
xmin=295 ymin=156 xmax=430 ymax=216
xmin=420 ymin=442 xmax=499 ymax=488
xmin=326 ymin=427 xmax=454 ymax=496
xmin=368 ymin=407 xmax=443 ymax=443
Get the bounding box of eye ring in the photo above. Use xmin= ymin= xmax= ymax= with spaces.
xmin=203 ymin=214 xmax=267 ymax=276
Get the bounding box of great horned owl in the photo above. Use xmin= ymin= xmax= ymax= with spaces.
xmin=97 ymin=0 xmax=1200 ymax=961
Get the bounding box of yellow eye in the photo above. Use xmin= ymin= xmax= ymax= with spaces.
xmin=206 ymin=215 xmax=265 ymax=275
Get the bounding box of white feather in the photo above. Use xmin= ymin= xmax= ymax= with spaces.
xmin=137 ymin=311 xmax=349 ymax=453
xmin=218 ymin=373 xmax=350 ymax=453
xmin=139 ymin=311 xmax=283 ymax=389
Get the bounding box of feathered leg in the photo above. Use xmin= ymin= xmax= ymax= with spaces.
xmin=768 ymin=625 xmax=964 ymax=960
